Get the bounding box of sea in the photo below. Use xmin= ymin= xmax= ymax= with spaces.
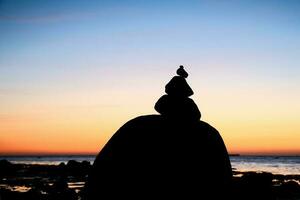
xmin=1 ymin=155 xmax=300 ymax=175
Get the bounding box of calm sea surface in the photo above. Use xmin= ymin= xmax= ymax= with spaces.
xmin=1 ymin=155 xmax=300 ymax=175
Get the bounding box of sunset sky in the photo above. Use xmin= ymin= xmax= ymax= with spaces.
xmin=1 ymin=0 xmax=300 ymax=155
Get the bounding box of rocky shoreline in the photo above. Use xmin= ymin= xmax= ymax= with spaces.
xmin=0 ymin=159 xmax=300 ymax=200
xmin=0 ymin=159 xmax=90 ymax=200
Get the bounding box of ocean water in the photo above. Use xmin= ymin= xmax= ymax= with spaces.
xmin=230 ymin=156 xmax=300 ymax=175
xmin=1 ymin=155 xmax=300 ymax=175
xmin=0 ymin=155 xmax=96 ymax=165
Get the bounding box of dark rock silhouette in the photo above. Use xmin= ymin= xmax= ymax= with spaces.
xmin=84 ymin=66 xmax=232 ymax=199
xmin=177 ymin=65 xmax=188 ymax=78
xmin=165 ymin=76 xmax=194 ymax=97
xmin=155 ymin=95 xmax=201 ymax=121
xmin=155 ymin=69 xmax=199 ymax=121
xmin=0 ymin=159 xmax=16 ymax=176
xmin=232 ymin=172 xmax=275 ymax=200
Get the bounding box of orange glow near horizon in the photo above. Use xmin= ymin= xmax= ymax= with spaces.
xmin=1 ymin=86 xmax=300 ymax=156
xmin=1 ymin=74 xmax=300 ymax=156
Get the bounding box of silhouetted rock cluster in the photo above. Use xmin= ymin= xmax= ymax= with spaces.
xmin=232 ymin=171 xmax=300 ymax=200
xmin=85 ymin=66 xmax=232 ymax=199
xmin=0 ymin=159 xmax=91 ymax=200
xmin=155 ymin=65 xmax=201 ymax=121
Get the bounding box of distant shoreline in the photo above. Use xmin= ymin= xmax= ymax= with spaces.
xmin=0 ymin=154 xmax=97 ymax=157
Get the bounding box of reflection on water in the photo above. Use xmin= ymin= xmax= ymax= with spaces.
xmin=68 ymin=182 xmax=85 ymax=189
xmin=12 ymin=186 xmax=31 ymax=192
xmin=68 ymin=182 xmax=85 ymax=193
xmin=0 ymin=182 xmax=85 ymax=193
xmin=0 ymin=184 xmax=31 ymax=192
xmin=230 ymin=156 xmax=300 ymax=175
xmin=276 ymin=179 xmax=300 ymax=185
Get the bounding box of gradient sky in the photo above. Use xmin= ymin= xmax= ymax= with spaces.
xmin=1 ymin=0 xmax=300 ymax=155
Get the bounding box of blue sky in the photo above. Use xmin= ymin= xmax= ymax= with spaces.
xmin=1 ymin=0 xmax=299 ymax=105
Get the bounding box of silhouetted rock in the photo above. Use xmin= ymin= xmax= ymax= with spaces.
xmin=0 ymin=159 xmax=16 ymax=177
xmin=278 ymin=181 xmax=300 ymax=198
xmin=0 ymin=159 xmax=12 ymax=168
xmin=47 ymin=177 xmax=78 ymax=200
xmin=58 ymin=162 xmax=66 ymax=167
xmin=232 ymin=172 xmax=275 ymax=200
xmin=176 ymin=65 xmax=188 ymax=78
xmin=165 ymin=76 xmax=193 ymax=97
xmin=67 ymin=160 xmax=81 ymax=168
xmin=242 ymin=172 xmax=273 ymax=186
xmin=85 ymin=66 xmax=232 ymax=199
xmin=81 ymin=161 xmax=91 ymax=169
xmin=65 ymin=160 xmax=91 ymax=177
xmin=281 ymin=181 xmax=300 ymax=191
xmin=155 ymin=95 xmax=201 ymax=121
xmin=85 ymin=115 xmax=232 ymax=199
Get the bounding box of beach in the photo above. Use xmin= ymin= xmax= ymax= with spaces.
xmin=0 ymin=156 xmax=300 ymax=200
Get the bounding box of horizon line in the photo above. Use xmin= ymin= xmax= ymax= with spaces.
xmin=1 ymin=153 xmax=300 ymax=157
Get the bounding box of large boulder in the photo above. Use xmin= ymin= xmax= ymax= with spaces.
xmin=85 ymin=115 xmax=232 ymax=199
